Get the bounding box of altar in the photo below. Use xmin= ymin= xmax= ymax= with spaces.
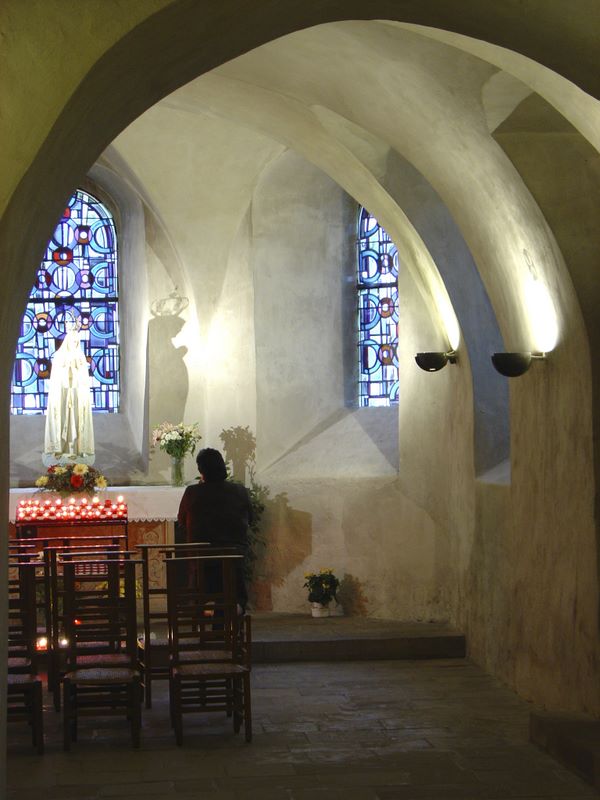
xmin=9 ymin=485 xmax=186 ymax=587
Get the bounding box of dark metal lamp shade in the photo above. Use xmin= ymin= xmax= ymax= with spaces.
xmin=415 ymin=351 xmax=457 ymax=372
xmin=491 ymin=352 xmax=533 ymax=377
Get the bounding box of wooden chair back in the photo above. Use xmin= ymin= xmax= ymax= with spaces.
xmin=8 ymin=562 xmax=39 ymax=675
xmin=166 ymin=553 xmax=244 ymax=666
xmin=61 ymin=558 xmax=140 ymax=672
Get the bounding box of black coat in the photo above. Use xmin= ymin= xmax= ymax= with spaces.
xmin=177 ymin=480 xmax=253 ymax=548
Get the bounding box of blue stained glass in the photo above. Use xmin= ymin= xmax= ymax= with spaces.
xmin=357 ymin=207 xmax=399 ymax=407
xmin=11 ymin=189 xmax=120 ymax=414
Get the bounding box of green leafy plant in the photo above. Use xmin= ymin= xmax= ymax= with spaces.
xmin=225 ymin=474 xmax=267 ymax=583
xmin=245 ymin=479 xmax=267 ymax=583
xmin=304 ymin=569 xmax=340 ymax=605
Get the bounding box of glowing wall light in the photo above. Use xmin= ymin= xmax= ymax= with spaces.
xmin=522 ymin=249 xmax=558 ymax=354
xmin=491 ymin=251 xmax=558 ymax=378
xmin=524 ymin=272 xmax=558 ymax=354
xmin=435 ymin=290 xmax=461 ymax=353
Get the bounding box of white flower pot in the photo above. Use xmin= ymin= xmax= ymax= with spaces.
xmin=310 ymin=602 xmax=330 ymax=618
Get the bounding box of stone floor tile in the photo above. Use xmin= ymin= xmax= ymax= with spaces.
xmin=7 ymin=660 xmax=598 ymax=800
xmin=99 ymin=781 xmax=175 ymax=796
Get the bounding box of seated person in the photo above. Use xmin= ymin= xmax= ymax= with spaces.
xmin=177 ymin=447 xmax=253 ymax=609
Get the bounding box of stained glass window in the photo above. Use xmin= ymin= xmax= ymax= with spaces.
xmin=11 ymin=189 xmax=120 ymax=414
xmin=357 ymin=207 xmax=399 ymax=407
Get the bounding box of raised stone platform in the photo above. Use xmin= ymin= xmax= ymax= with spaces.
xmin=251 ymin=612 xmax=466 ymax=663
xmin=531 ymin=710 xmax=600 ymax=789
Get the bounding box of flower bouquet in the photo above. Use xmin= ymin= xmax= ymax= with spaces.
xmin=151 ymin=421 xmax=201 ymax=486
xmin=151 ymin=422 xmax=201 ymax=458
xmin=304 ymin=569 xmax=340 ymax=615
xmin=35 ymin=463 xmax=108 ymax=494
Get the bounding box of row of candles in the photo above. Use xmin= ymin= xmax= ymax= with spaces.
xmin=17 ymin=495 xmax=128 ymax=522
xmin=36 ymin=635 xmax=68 ymax=651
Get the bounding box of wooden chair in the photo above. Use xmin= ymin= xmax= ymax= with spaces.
xmin=47 ymin=541 xmax=129 ymax=710
xmin=61 ymin=558 xmax=142 ymax=749
xmin=9 ymin=541 xmax=51 ymax=678
xmin=137 ymin=541 xmax=229 ymax=708
xmin=166 ymin=553 xmax=252 ymax=745
xmin=7 ymin=561 xmax=44 ymax=754
xmin=10 ymin=533 xmax=126 ymax=705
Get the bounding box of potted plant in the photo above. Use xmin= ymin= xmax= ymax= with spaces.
xmin=304 ymin=569 xmax=340 ymax=617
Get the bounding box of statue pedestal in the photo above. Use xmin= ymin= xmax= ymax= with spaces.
xmin=42 ymin=453 xmax=95 ymax=467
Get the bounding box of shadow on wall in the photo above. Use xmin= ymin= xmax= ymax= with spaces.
xmin=148 ymin=314 xmax=188 ymax=428
xmin=217 ymin=425 xmax=313 ymax=611
xmin=250 ymin=491 xmax=312 ymax=612
xmin=337 ymin=573 xmax=369 ymax=616
xmin=220 ymin=425 xmax=256 ymax=483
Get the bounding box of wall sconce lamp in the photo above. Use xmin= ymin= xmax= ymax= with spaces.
xmin=415 ymin=350 xmax=458 ymax=372
xmin=491 ymin=352 xmax=546 ymax=377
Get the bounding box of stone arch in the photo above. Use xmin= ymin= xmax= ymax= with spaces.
xmin=2 ymin=0 xmax=600 ymax=772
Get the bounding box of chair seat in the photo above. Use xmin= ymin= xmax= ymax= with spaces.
xmin=76 ymin=640 xmax=123 ymax=651
xmin=65 ymin=667 xmax=140 ymax=684
xmin=138 ymin=634 xmax=168 ymax=648
xmin=8 ymin=673 xmax=41 ymax=688
xmin=173 ymin=662 xmax=248 ymax=678
xmin=8 ymin=657 xmax=31 ymax=671
xmin=76 ymin=653 xmax=131 ymax=667
xmin=179 ymin=649 xmax=233 ymax=662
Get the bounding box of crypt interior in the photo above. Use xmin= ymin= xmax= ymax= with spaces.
xmin=2 ymin=0 xmax=600 ymax=794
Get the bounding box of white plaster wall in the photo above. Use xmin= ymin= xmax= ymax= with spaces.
xmin=252 ymin=150 xmax=353 ymax=469
xmin=248 ymin=150 xmax=468 ymax=622
xmin=112 ymin=105 xmax=283 ymax=483
xmin=203 ymin=207 xmax=257 ymax=449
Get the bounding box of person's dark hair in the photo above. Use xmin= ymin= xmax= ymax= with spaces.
xmin=196 ymin=448 xmax=227 ymax=482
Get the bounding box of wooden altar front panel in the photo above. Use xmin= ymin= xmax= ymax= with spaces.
xmin=127 ymin=521 xmax=172 ymax=589
xmin=9 ymin=520 xmax=172 ymax=590
xmin=9 ymin=486 xmax=182 ymax=590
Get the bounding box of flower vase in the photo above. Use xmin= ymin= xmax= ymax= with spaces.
xmin=170 ymin=456 xmax=185 ymax=487
xmin=310 ymin=602 xmax=330 ymax=618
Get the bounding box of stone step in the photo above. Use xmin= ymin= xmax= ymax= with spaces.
xmin=251 ymin=612 xmax=466 ymax=663
xmin=530 ymin=710 xmax=600 ymax=789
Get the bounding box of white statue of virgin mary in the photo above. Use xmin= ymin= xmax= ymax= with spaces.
xmin=44 ymin=318 xmax=95 ymax=464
